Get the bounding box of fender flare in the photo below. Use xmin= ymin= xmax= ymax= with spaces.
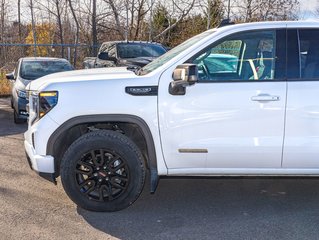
xmin=47 ymin=114 xmax=159 ymax=192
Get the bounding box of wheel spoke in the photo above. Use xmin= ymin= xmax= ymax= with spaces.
xmin=113 ymin=162 xmax=125 ymax=172
xmin=78 ymin=160 xmax=94 ymax=168
xmin=112 ymin=173 xmax=128 ymax=182
xmin=79 ymin=179 xmax=91 ymax=188
xmin=114 ymin=177 xmax=128 ymax=183
xmin=90 ymin=150 xmax=99 ymax=166
xmin=106 ymin=183 xmax=113 ymax=201
xmin=98 ymin=185 xmax=108 ymax=201
xmin=100 ymin=149 xmax=105 ymax=165
xmin=75 ymin=168 xmax=92 ymax=175
xmin=84 ymin=185 xmax=96 ymax=195
xmin=79 ymin=179 xmax=96 ymax=195
xmin=110 ymin=181 xmax=125 ymax=190
xmin=107 ymin=153 xmax=121 ymax=165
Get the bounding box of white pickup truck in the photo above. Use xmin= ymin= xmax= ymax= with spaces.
xmin=24 ymin=21 xmax=319 ymax=212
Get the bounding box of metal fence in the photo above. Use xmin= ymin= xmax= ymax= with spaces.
xmin=0 ymin=43 xmax=99 ymax=71
xmin=0 ymin=43 xmax=100 ymax=96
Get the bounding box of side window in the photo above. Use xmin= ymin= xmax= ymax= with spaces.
xmin=188 ymin=30 xmax=279 ymax=82
xmin=99 ymin=43 xmax=109 ymax=54
xmin=108 ymin=45 xmax=116 ymax=58
xmin=299 ymin=29 xmax=319 ymax=79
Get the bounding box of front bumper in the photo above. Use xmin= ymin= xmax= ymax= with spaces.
xmin=24 ymin=140 xmax=56 ymax=183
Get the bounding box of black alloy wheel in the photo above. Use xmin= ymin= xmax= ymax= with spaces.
xmin=61 ymin=130 xmax=146 ymax=212
xmin=75 ymin=149 xmax=129 ymax=202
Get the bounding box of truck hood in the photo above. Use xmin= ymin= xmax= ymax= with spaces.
xmin=27 ymin=67 xmax=136 ymax=91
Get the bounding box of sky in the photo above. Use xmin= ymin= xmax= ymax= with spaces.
xmin=300 ymin=0 xmax=317 ymax=11
xmin=299 ymin=0 xmax=318 ymax=19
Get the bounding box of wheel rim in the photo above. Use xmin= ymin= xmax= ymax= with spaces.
xmin=75 ymin=149 xmax=130 ymax=202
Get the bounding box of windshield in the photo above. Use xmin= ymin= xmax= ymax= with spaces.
xmin=139 ymin=30 xmax=213 ymax=75
xmin=117 ymin=43 xmax=167 ymax=59
xmin=20 ymin=60 xmax=74 ymax=80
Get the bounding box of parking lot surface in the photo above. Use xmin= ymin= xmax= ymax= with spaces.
xmin=1 ymin=97 xmax=319 ymax=240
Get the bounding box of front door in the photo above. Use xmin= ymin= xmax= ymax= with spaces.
xmin=159 ymin=29 xmax=287 ymax=169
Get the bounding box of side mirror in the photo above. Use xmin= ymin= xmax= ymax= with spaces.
xmin=170 ymin=64 xmax=198 ymax=95
xmin=98 ymin=52 xmax=117 ymax=63
xmin=6 ymin=72 xmax=15 ymax=80
xmin=98 ymin=52 xmax=109 ymax=60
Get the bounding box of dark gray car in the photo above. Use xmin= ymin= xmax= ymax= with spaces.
xmin=83 ymin=41 xmax=167 ymax=69
xmin=6 ymin=57 xmax=74 ymax=123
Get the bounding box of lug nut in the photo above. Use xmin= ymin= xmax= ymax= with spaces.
xmin=99 ymin=179 xmax=102 ymax=182
xmin=105 ymin=177 xmax=109 ymax=181
xmin=96 ymin=167 xmax=100 ymax=170
xmin=93 ymin=173 xmax=98 ymax=177
xmin=103 ymin=166 xmax=107 ymax=169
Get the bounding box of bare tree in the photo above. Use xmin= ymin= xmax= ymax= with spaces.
xmin=18 ymin=0 xmax=21 ymax=42
xmin=153 ymin=0 xmax=196 ymax=40
xmin=67 ymin=0 xmax=79 ymax=66
xmin=29 ymin=0 xmax=37 ymax=56
xmin=104 ymin=0 xmax=125 ymax=39
xmin=200 ymin=0 xmax=224 ymax=29
xmin=0 ymin=0 xmax=8 ymax=63
xmin=0 ymin=0 xmax=5 ymax=43
xmin=149 ymin=0 xmax=155 ymax=41
xmin=91 ymin=0 xmax=98 ymax=55
xmin=132 ymin=0 xmax=150 ymax=40
xmin=35 ymin=0 xmax=66 ymax=57
xmin=55 ymin=0 xmax=65 ymax=57
xmin=233 ymin=0 xmax=299 ymax=22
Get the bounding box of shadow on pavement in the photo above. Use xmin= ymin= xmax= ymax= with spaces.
xmin=78 ymin=177 xmax=319 ymax=240
xmin=0 ymin=98 xmax=27 ymax=137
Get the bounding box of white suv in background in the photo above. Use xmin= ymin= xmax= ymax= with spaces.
xmin=24 ymin=21 xmax=319 ymax=212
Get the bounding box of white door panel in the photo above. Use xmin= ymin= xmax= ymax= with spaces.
xmin=158 ymin=29 xmax=286 ymax=169
xmin=159 ymin=81 xmax=286 ymax=169
xmin=283 ymin=82 xmax=319 ymax=168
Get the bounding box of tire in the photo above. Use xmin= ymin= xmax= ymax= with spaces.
xmin=60 ymin=130 xmax=146 ymax=212
xmin=13 ymin=109 xmax=26 ymax=124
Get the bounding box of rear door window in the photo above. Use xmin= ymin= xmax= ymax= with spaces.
xmin=299 ymin=29 xmax=319 ymax=79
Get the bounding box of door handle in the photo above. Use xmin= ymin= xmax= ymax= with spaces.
xmin=251 ymin=94 xmax=280 ymax=102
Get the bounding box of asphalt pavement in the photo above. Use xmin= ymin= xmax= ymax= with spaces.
xmin=1 ymin=97 xmax=319 ymax=240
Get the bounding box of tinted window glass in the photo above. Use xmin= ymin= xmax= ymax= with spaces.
xmin=299 ymin=29 xmax=319 ymax=79
xmin=117 ymin=43 xmax=166 ymax=58
xmin=275 ymin=30 xmax=286 ymax=79
xmin=189 ymin=30 xmax=279 ymax=82
xmin=99 ymin=43 xmax=111 ymax=53
xmin=108 ymin=45 xmax=116 ymax=57
xmin=287 ymin=29 xmax=300 ymax=79
xmin=139 ymin=30 xmax=212 ymax=75
xmin=20 ymin=60 xmax=73 ymax=80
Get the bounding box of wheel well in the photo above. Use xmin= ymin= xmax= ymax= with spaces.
xmin=51 ymin=121 xmax=150 ymax=177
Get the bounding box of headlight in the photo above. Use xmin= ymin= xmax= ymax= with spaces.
xmin=39 ymin=91 xmax=58 ymax=118
xmin=28 ymin=91 xmax=39 ymax=125
xmin=28 ymin=91 xmax=58 ymax=125
xmin=17 ymin=90 xmax=27 ymax=99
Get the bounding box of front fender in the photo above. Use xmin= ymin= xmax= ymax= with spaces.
xmin=47 ymin=114 xmax=159 ymax=192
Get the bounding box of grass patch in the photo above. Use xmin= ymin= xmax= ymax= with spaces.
xmin=0 ymin=71 xmax=12 ymax=96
